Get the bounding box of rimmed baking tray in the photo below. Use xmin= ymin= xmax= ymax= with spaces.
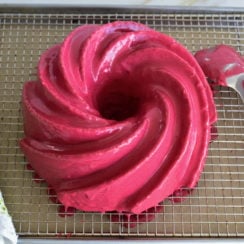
xmin=0 ymin=7 xmax=243 ymax=240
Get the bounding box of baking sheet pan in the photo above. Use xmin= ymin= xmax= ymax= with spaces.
xmin=0 ymin=7 xmax=243 ymax=239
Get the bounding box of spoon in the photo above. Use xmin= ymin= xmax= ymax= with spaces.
xmin=195 ymin=44 xmax=244 ymax=102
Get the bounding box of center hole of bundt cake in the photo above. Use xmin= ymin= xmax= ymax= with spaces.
xmin=96 ymin=79 xmax=142 ymax=121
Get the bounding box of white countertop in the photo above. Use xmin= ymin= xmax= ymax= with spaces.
xmin=0 ymin=0 xmax=243 ymax=8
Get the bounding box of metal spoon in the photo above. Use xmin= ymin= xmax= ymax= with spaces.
xmin=195 ymin=44 xmax=244 ymax=102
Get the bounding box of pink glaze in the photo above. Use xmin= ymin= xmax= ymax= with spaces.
xmin=58 ymin=205 xmax=76 ymax=218
xmin=110 ymin=205 xmax=163 ymax=228
xmin=195 ymin=44 xmax=244 ymax=86
xmin=20 ymin=21 xmax=217 ymax=214
xmin=169 ymin=187 xmax=194 ymax=203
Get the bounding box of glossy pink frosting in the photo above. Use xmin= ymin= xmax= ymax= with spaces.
xmin=195 ymin=44 xmax=244 ymax=86
xmin=20 ymin=21 xmax=217 ymax=214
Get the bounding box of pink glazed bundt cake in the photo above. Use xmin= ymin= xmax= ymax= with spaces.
xmin=20 ymin=21 xmax=217 ymax=214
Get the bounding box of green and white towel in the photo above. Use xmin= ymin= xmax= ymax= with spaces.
xmin=0 ymin=191 xmax=18 ymax=244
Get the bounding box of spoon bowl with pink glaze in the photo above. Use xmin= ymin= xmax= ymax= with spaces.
xmin=195 ymin=44 xmax=244 ymax=102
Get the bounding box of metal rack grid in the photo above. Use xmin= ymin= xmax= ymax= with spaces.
xmin=0 ymin=9 xmax=243 ymax=238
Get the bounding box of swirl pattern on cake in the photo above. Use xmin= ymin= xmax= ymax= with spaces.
xmin=20 ymin=21 xmax=217 ymax=214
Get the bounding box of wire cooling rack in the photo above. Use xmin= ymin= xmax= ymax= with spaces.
xmin=0 ymin=8 xmax=243 ymax=239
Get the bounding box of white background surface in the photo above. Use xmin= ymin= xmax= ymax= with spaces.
xmin=0 ymin=0 xmax=243 ymax=7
